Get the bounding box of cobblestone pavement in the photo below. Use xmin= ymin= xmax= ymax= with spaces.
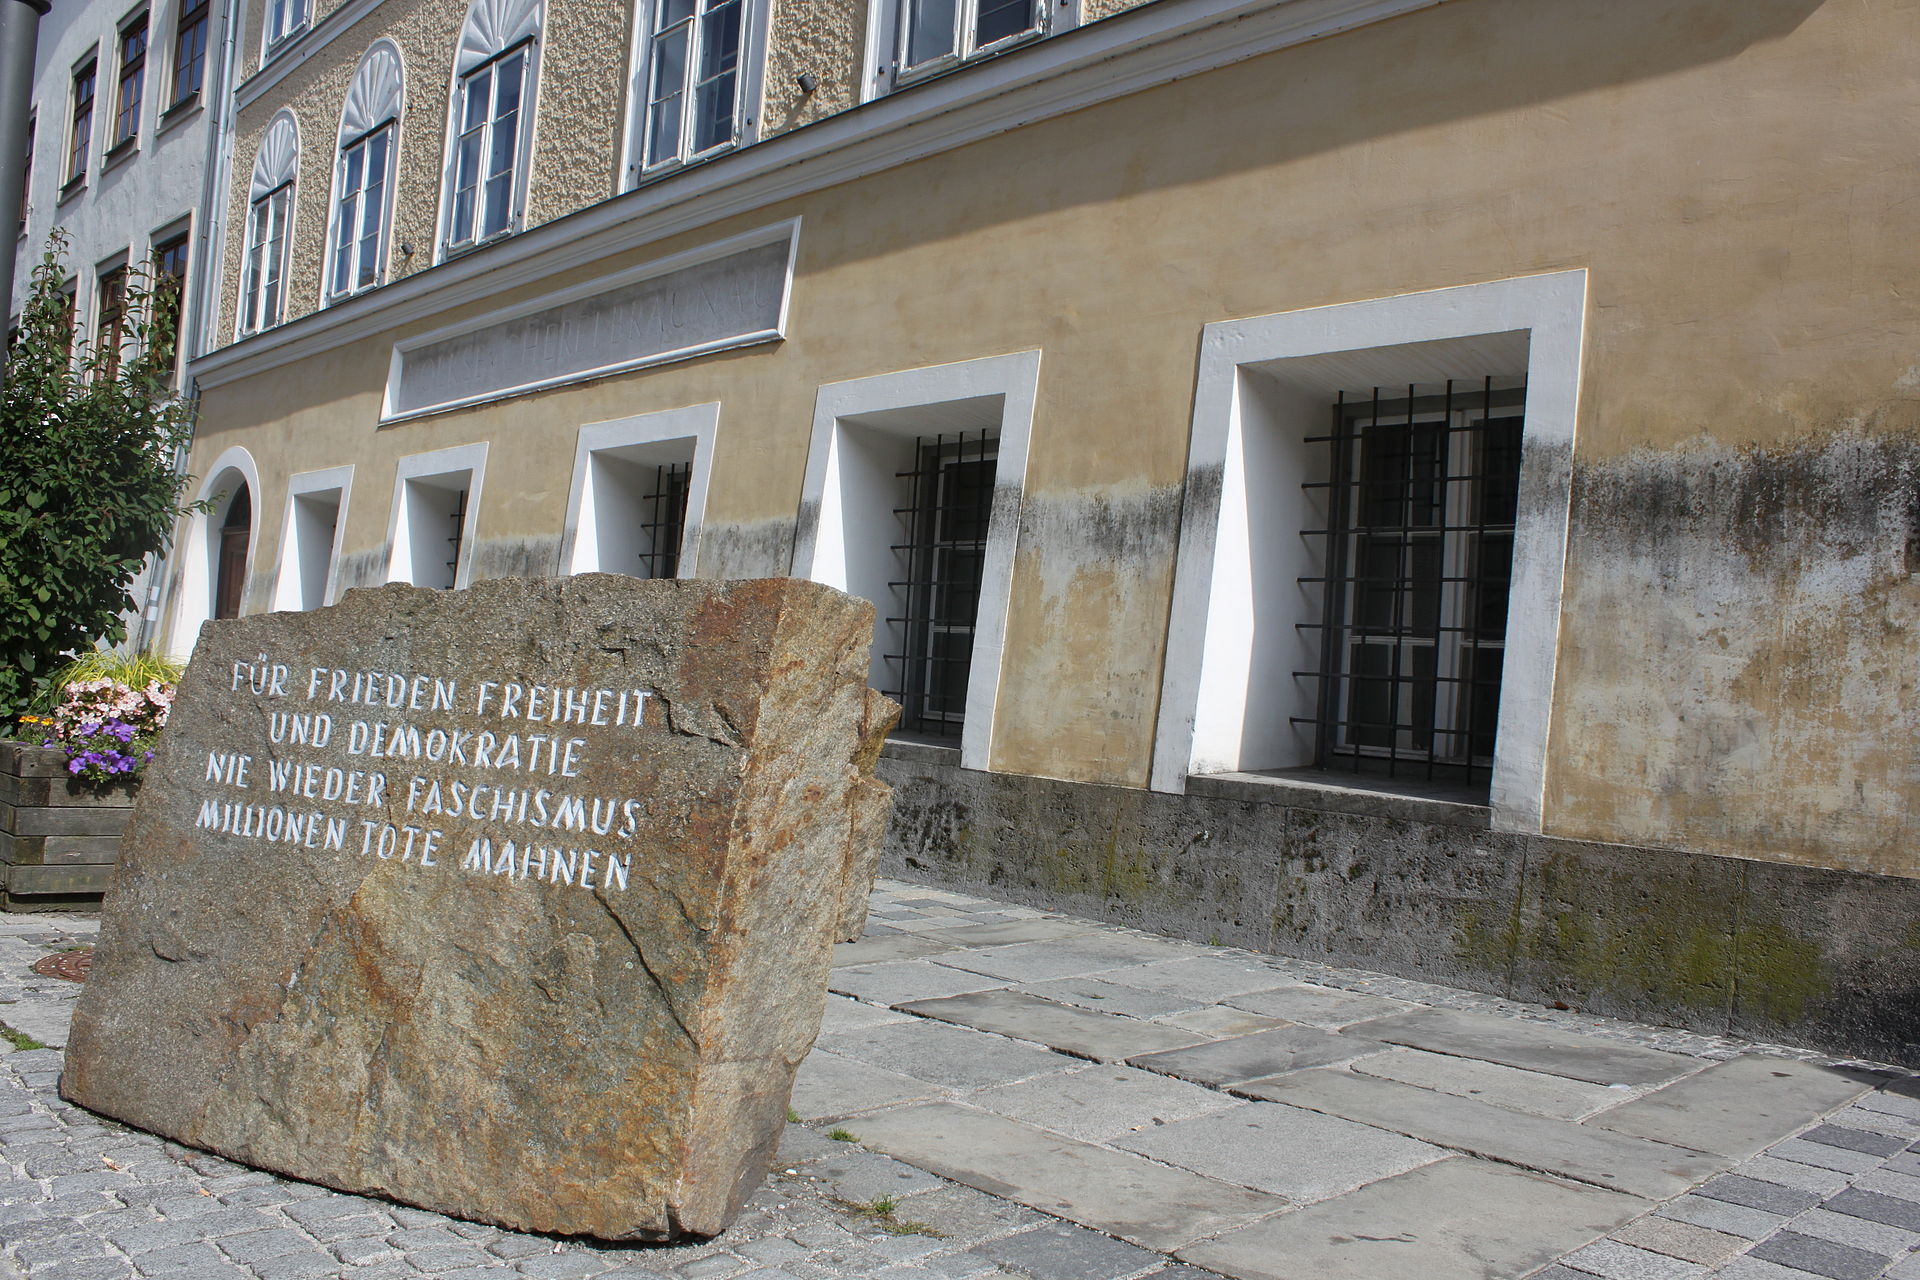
xmin=1 ymin=881 xmax=1915 ymax=1280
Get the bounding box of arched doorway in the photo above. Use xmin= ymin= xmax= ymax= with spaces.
xmin=214 ymin=484 xmax=252 ymax=620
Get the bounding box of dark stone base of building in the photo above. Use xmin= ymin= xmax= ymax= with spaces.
xmin=877 ymin=744 xmax=1920 ymax=1068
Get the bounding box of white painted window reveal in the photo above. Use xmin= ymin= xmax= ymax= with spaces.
xmin=386 ymin=444 xmax=488 ymax=591
xmin=273 ymin=466 xmax=353 ymax=612
xmin=791 ymin=351 xmax=1039 ymax=773
xmin=1149 ymin=271 xmax=1588 ymax=834
xmin=560 ymin=404 xmax=718 ymax=580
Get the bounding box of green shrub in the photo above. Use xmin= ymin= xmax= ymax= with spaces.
xmin=0 ymin=234 xmax=204 ymax=720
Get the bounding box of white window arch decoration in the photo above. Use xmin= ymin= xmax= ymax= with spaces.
xmin=239 ymin=111 xmax=298 ymax=336
xmin=325 ymin=41 xmax=404 ymax=303
xmin=439 ymin=0 xmax=542 ymax=257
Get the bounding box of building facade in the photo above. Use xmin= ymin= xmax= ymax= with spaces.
xmin=164 ymin=0 xmax=1920 ymax=1062
xmin=10 ymin=0 xmax=236 ymax=645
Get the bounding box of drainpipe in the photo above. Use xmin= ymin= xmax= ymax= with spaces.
xmin=0 ymin=0 xmax=49 ymax=375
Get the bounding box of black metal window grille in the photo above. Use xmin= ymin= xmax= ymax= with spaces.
xmin=885 ymin=430 xmax=996 ymax=738
xmin=444 ymin=488 xmax=468 ymax=587
xmin=1297 ymin=376 xmax=1525 ymax=788
xmin=636 ymin=462 xmax=690 ymax=579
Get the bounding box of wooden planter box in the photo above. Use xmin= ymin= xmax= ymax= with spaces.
xmin=0 ymin=740 xmax=133 ymax=910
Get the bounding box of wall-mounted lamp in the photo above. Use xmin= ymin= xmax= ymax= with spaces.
xmin=797 ymin=72 xmax=819 ymax=94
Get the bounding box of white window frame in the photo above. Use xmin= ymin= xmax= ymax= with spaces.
xmin=441 ymin=43 xmax=535 ymax=255
xmin=239 ymin=182 xmax=292 ymax=334
xmin=437 ymin=0 xmax=544 ymax=260
xmin=864 ymin=0 xmax=1065 ymax=98
xmin=1148 ymin=271 xmax=1588 ymax=834
xmin=327 ymin=125 xmax=394 ymax=300
xmin=271 ymin=465 xmax=353 ymax=611
xmin=622 ymin=0 xmax=771 ymax=188
xmin=262 ymin=0 xmax=309 ymax=57
xmin=791 ymin=350 xmax=1039 ymax=772
xmin=559 ymin=403 xmax=718 ymax=578
xmin=239 ymin=111 xmax=298 ymax=337
xmin=325 ymin=41 xmax=404 ymax=304
xmin=385 ymin=443 xmax=488 ymax=590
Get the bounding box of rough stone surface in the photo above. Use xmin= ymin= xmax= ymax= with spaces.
xmin=62 ymin=577 xmax=898 ymax=1241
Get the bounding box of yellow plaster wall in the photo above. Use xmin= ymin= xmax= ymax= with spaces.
xmin=188 ymin=0 xmax=1920 ymax=876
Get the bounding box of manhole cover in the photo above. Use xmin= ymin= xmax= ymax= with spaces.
xmin=30 ymin=950 xmax=91 ymax=982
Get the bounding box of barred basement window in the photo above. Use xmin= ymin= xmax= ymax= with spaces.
xmin=885 ymin=430 xmax=995 ymax=738
xmin=634 ymin=462 xmax=690 ymax=579
xmin=444 ymin=487 xmax=468 ymax=587
xmin=1299 ymin=376 xmax=1524 ymax=788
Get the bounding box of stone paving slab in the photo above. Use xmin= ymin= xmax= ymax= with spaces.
xmin=847 ymin=1103 xmax=1289 ymax=1251
xmin=1355 ymin=1007 xmax=1702 ymax=1086
xmin=964 ymin=1064 xmax=1239 ymax=1143
xmin=1352 ymin=1047 xmax=1629 ymax=1121
xmin=1221 ymin=984 xmax=1412 ymax=1029
xmin=831 ymin=934 xmax=962 ymax=967
xmin=1152 ymin=1006 xmax=1292 ymax=1040
xmin=788 ymin=1049 xmax=946 ymax=1121
xmin=828 ymin=959 xmax=1011 ymax=1006
xmin=1127 ymin=1025 xmax=1383 ymax=1086
xmin=1177 ymin=1156 xmax=1648 ymax=1280
xmin=1017 ymin=978 xmax=1208 ymax=1021
xmin=1110 ymin=1100 xmax=1446 ymax=1202
xmin=1239 ymin=1068 xmax=1729 ymax=1200
xmin=897 ymin=991 xmax=1208 ymax=1063
xmin=1590 ymin=1057 xmax=1882 ymax=1159
xmin=817 ymin=1017 xmax=1078 ymax=1092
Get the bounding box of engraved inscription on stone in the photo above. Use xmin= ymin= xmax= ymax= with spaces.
xmin=389 ymin=236 xmax=790 ymax=418
xmin=63 ymin=576 xmax=898 ymax=1242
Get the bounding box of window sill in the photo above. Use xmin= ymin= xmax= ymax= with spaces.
xmin=160 ymin=94 xmax=202 ymax=131
xmin=1184 ymin=767 xmax=1493 ymax=830
xmin=262 ymin=27 xmax=311 ymax=63
xmin=880 ymin=736 xmax=962 ymax=767
xmin=101 ymin=139 xmax=139 ymax=172
xmin=57 ymin=177 xmax=86 ymax=205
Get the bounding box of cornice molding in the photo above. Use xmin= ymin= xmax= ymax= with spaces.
xmin=193 ymin=0 xmax=1441 ymax=390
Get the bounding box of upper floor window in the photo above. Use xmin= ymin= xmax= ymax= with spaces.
xmin=441 ymin=0 xmax=542 ymax=256
xmin=112 ymin=14 xmax=148 ymax=152
xmin=239 ymin=112 xmax=299 ymax=335
xmin=67 ymin=58 xmax=97 ymax=184
xmin=901 ymin=0 xmax=1039 ymax=78
xmin=636 ymin=0 xmax=744 ymax=177
xmin=151 ymin=227 xmax=190 ymax=366
xmin=264 ymin=0 xmax=309 ymax=53
xmin=95 ymin=263 xmax=129 ymax=378
xmin=328 ymin=43 xmax=403 ymax=300
xmin=171 ymin=0 xmax=210 ymax=106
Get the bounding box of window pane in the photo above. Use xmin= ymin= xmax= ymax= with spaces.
xmin=481 ymin=171 xmax=513 ymax=237
xmin=645 ymin=26 xmax=689 ymax=166
xmin=656 ymin=0 xmax=695 ymax=30
xmin=462 ymin=67 xmax=492 ymax=131
xmin=172 ymin=1 xmax=208 ymax=102
xmin=451 ymin=131 xmax=481 ymax=241
xmin=691 ymin=71 xmax=735 ymax=154
xmin=973 ymin=0 xmax=1035 ymax=47
xmin=488 ymin=107 xmax=518 ymax=179
xmin=905 ymin=0 xmax=958 ymax=67
xmin=495 ymin=52 xmax=524 ymax=118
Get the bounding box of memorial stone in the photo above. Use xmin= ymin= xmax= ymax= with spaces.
xmin=62 ymin=575 xmax=898 ymax=1241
